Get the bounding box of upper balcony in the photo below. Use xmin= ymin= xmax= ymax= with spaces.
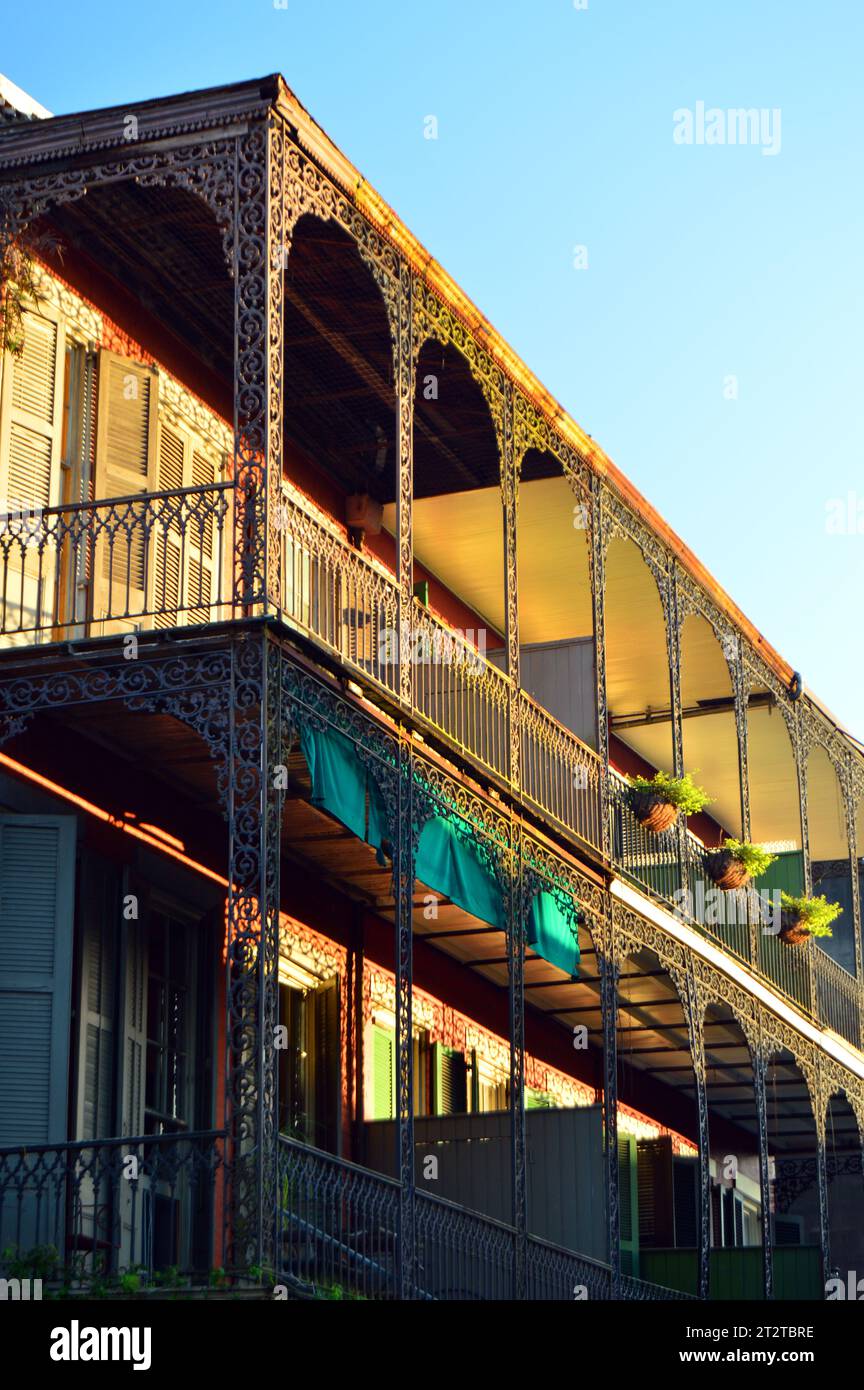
xmin=0 ymin=81 xmax=862 ymax=1056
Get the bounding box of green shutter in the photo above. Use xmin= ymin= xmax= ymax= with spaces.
xmin=0 ymin=815 xmax=76 ymax=1146
xmin=618 ymin=1133 xmax=640 ymax=1276
xmin=432 ymin=1043 xmax=468 ymax=1115
xmin=371 ymin=1025 xmax=395 ymax=1120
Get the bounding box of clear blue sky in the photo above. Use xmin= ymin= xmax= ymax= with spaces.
xmin=6 ymin=0 xmax=863 ymax=736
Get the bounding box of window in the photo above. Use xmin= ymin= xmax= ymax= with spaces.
xmin=278 ymin=975 xmax=340 ymax=1150
xmin=470 ymin=1051 xmax=509 ymax=1113
xmin=144 ymin=911 xmax=194 ymax=1135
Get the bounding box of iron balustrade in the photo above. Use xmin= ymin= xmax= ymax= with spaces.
xmin=277 ymin=1135 xmax=687 ymax=1301
xmin=278 ymin=1134 xmax=400 ymax=1300
xmin=610 ymin=770 xmax=682 ymax=905
xmin=0 ymin=483 xmax=232 ymax=641
xmin=609 ymin=770 xmax=861 ymax=1049
xmin=0 ymin=1130 xmax=226 ymax=1287
xmin=0 ymin=481 xmax=859 ymax=1053
xmin=412 ymin=597 xmax=510 ymax=781
xmin=279 ymin=487 xmax=400 ymax=697
xmin=520 ymin=690 xmax=605 ymax=852
xmin=524 ymin=1229 xmax=613 ymax=1301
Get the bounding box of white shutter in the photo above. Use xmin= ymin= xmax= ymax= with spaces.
xmin=91 ymin=350 xmax=158 ymax=629
xmin=0 ymin=815 xmax=76 ymax=1146
xmin=150 ymin=417 xmax=219 ymax=627
xmin=0 ymin=309 xmax=65 ymax=638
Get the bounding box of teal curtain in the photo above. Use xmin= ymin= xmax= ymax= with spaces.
xmin=529 ymin=889 xmax=580 ymax=977
xmin=300 ymin=724 xmax=386 ymax=850
xmin=416 ymin=815 xmax=504 ymax=929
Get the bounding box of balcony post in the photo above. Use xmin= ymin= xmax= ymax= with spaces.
xmin=684 ymin=963 xmax=710 ymax=1301
xmin=394 ymin=734 xmax=416 ymax=1298
xmin=225 ymin=629 xmax=283 ymax=1275
xmin=666 ymin=567 xmax=689 ymax=904
xmin=234 ymin=119 xmax=285 ymax=615
xmin=598 ymin=905 xmax=620 ymax=1296
xmin=589 ymin=477 xmax=611 ymax=860
xmin=813 ymin=1058 xmax=832 ymax=1289
xmin=752 ymin=1028 xmax=775 ymax=1299
xmin=502 ymin=381 xmax=520 ymax=790
xmin=508 ymin=827 xmax=527 ymax=1299
xmin=396 ymin=263 xmax=415 ymax=709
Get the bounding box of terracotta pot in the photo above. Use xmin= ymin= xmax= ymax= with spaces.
xmin=705 ymin=849 xmax=750 ymax=891
xmin=628 ymin=791 xmax=678 ymax=834
xmin=779 ymin=911 xmax=811 ymax=947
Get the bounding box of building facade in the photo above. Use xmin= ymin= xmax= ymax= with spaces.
xmin=0 ymin=73 xmax=862 ymax=1302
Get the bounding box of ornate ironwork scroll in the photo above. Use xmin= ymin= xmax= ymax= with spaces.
xmin=224 ymin=631 xmax=282 ymax=1271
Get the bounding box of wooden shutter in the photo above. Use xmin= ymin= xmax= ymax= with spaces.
xmin=618 ymin=1133 xmax=640 ymax=1275
xmin=91 ymin=351 xmax=158 ymax=627
xmin=75 ymin=855 xmax=120 ymax=1140
xmin=637 ymin=1135 xmax=676 ymax=1248
xmin=152 ymin=421 xmax=184 ymax=627
xmin=673 ymin=1155 xmax=699 ymax=1248
xmin=151 ymin=418 xmax=218 ymax=627
xmin=370 ymin=1025 xmax=395 ymax=1120
xmin=433 ymin=1043 xmax=468 ymax=1115
xmin=314 ymin=977 xmax=340 ymax=1151
xmin=0 ymin=308 xmax=65 ymax=635
xmin=0 ymin=815 xmax=76 ymax=1146
xmin=121 ymin=903 xmax=148 ymax=1136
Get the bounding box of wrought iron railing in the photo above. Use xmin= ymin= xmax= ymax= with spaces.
xmin=520 ymin=690 xmax=605 ymax=851
xmin=0 ymin=480 xmax=859 ymax=1053
xmin=412 ymin=598 xmax=510 ymax=780
xmin=279 ymin=488 xmax=400 ymax=697
xmin=277 ymin=1135 xmax=692 ymax=1301
xmin=609 ymin=771 xmax=861 ymax=1049
xmin=278 ymin=1134 xmax=400 ymax=1299
xmin=0 ymin=484 xmax=232 ymax=642
xmin=0 ymin=1130 xmax=226 ymax=1286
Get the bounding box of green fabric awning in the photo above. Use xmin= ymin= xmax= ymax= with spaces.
xmin=528 ymin=890 xmax=580 ymax=977
xmin=417 ymin=815 xmax=504 ymax=929
xmin=300 ymin=724 xmax=386 ymax=850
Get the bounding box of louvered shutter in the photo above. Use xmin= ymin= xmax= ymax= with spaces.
xmin=91 ymin=351 xmax=158 ymax=627
xmin=637 ymin=1136 xmax=676 ymax=1248
xmin=672 ymin=1155 xmax=699 ymax=1248
xmin=186 ymin=445 xmax=216 ymax=622
xmin=314 ymin=977 xmax=340 ymax=1150
xmin=433 ymin=1043 xmax=468 ymax=1115
xmin=618 ymin=1133 xmax=640 ymax=1275
xmin=122 ymin=911 xmax=147 ymax=1136
xmin=75 ymin=855 xmax=120 ymax=1140
xmin=150 ymin=420 xmax=219 ymax=627
xmin=370 ymin=1025 xmax=395 ymax=1120
xmin=0 ymin=309 xmax=64 ymax=636
xmin=152 ymin=421 xmax=184 ymax=627
xmin=0 ymin=815 xmax=76 ymax=1146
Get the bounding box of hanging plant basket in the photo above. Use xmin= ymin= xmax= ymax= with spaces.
xmin=628 ymin=790 xmax=678 ymax=834
xmin=705 ymin=849 xmax=750 ymax=891
xmin=778 ymin=911 xmax=811 ymax=947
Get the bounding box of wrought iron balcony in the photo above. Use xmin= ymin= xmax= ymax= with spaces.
xmin=610 ymin=773 xmax=861 ymax=1049
xmin=0 ymin=479 xmax=860 ymax=1052
xmin=0 ymin=1130 xmax=226 ymax=1290
xmin=277 ymin=1135 xmax=686 ymax=1301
